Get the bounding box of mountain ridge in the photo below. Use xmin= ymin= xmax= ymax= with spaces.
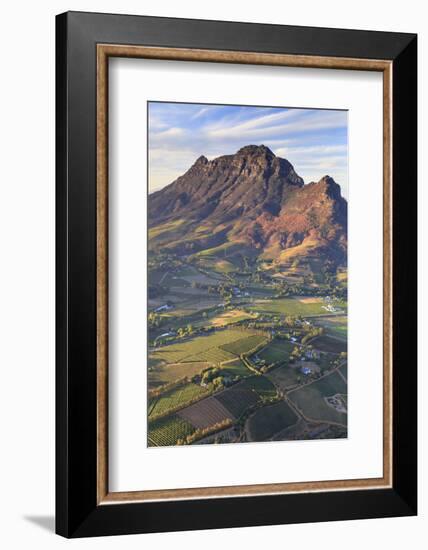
xmin=148 ymin=145 xmax=347 ymax=268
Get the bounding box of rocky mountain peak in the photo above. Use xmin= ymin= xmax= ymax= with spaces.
xmin=236 ymin=144 xmax=274 ymax=157
xmin=148 ymin=145 xmax=347 ymax=266
xmin=194 ymin=154 xmax=208 ymax=166
xmin=308 ymin=175 xmax=343 ymax=201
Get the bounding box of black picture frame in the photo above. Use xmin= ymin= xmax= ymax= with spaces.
xmin=56 ymin=11 xmax=417 ymax=538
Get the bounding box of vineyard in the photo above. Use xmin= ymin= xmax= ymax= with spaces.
xmin=256 ymin=339 xmax=295 ymax=364
xmin=148 ymin=361 xmax=211 ymax=387
xmin=150 ymin=328 xmax=261 ymax=366
xmin=219 ymin=358 xmax=252 ymax=379
xmin=186 ymin=347 xmax=235 ymax=364
xmin=148 ymin=415 xmax=195 ymax=447
xmin=266 ymin=365 xmax=300 ymax=391
xmin=239 ymin=375 xmax=277 ymax=399
xmin=178 ymin=396 xmax=234 ymax=429
xmin=220 ymin=334 xmax=268 ymax=356
xmin=246 ymin=401 xmax=298 ymax=441
xmin=148 ymin=382 xmax=209 ymax=419
xmin=310 ymin=335 xmax=347 ymax=353
xmin=215 ymin=388 xmax=259 ymax=418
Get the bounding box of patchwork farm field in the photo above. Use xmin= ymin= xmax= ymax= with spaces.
xmin=288 ymin=371 xmax=347 ymax=425
xmin=246 ymin=401 xmax=298 ymax=441
xmin=173 ymin=375 xmax=278 ymax=430
xmin=146 ymin=136 xmax=349 ymax=447
xmin=148 ymin=329 xmax=267 ymax=388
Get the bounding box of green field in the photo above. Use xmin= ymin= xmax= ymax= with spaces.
xmin=239 ymin=375 xmax=277 ymax=399
xmin=339 ymin=363 xmax=348 ymax=381
xmin=149 ymin=382 xmax=210 ymax=419
xmin=148 ymin=219 xmax=187 ymax=242
xmin=194 ymin=252 xmax=243 ymax=274
xmin=148 ymin=361 xmax=211 ymax=388
xmin=247 ymin=297 xmax=330 ymax=316
xmin=247 ymin=401 xmax=298 ymax=440
xmin=326 ymin=323 xmax=347 ymax=339
xmin=288 ymin=371 xmax=347 ymax=424
xmin=256 ymin=339 xmax=294 ymax=364
xmin=186 ymin=347 xmax=236 ymax=364
xmin=219 ymin=358 xmax=253 ymax=379
xmin=312 ymin=335 xmax=347 ymax=353
xmin=148 ymin=415 xmax=195 ymax=447
xmin=333 ymin=325 xmax=347 ymax=338
xmin=221 ymin=334 xmax=267 ymax=355
xmin=192 ymin=241 xmax=257 ymax=268
xmin=266 ymin=364 xmax=301 ymax=390
xmin=215 ymin=387 xmax=259 ymax=418
xmin=314 ymin=316 xmax=347 ymax=339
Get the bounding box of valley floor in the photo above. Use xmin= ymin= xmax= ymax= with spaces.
xmin=147 ymin=255 xmax=347 ymax=446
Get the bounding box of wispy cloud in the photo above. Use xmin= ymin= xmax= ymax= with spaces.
xmin=148 ymin=102 xmax=348 ymax=198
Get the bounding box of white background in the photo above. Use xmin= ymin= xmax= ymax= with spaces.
xmin=0 ymin=0 xmax=425 ymax=548
xmin=109 ymin=59 xmax=383 ymax=492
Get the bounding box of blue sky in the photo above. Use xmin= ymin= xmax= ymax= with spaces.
xmin=148 ymin=102 xmax=348 ymax=198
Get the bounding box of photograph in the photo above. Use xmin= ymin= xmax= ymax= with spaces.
xmin=147 ymin=102 xmax=348 ymax=447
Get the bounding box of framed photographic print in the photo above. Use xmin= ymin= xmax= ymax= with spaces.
xmin=56 ymin=11 xmax=417 ymax=538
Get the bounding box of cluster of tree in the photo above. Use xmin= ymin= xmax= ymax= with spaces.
xmin=200 ymin=367 xmax=221 ymax=386
xmin=200 ymin=363 xmax=245 ymax=388
xmin=291 ymin=345 xmax=303 ymax=360
xmin=301 ymin=326 xmax=324 ymax=344
xmin=176 ymin=324 xmax=195 ymax=338
xmin=284 ymin=315 xmax=299 ymax=327
xmin=148 ymin=376 xmax=189 ymax=400
xmin=176 ymin=419 xmax=233 ymax=445
xmin=148 ymin=311 xmax=163 ymax=329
